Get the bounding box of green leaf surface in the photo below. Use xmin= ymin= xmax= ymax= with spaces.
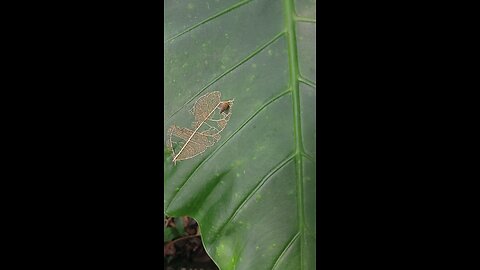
xmin=164 ymin=0 xmax=316 ymax=269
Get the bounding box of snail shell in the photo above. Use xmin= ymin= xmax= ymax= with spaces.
xmin=218 ymin=101 xmax=231 ymax=114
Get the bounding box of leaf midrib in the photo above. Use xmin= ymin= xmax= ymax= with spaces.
xmin=283 ymin=0 xmax=306 ymax=270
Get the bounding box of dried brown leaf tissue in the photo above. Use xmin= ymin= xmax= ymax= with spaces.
xmin=166 ymin=91 xmax=234 ymax=164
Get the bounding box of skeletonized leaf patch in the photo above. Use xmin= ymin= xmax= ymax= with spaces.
xmin=166 ymin=91 xmax=234 ymax=164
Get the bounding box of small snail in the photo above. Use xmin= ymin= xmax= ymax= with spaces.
xmin=218 ymin=100 xmax=233 ymax=114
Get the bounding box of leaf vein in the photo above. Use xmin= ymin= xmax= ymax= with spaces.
xmin=208 ymin=153 xmax=295 ymax=244
xmin=299 ymin=76 xmax=316 ymax=89
xmin=165 ymin=0 xmax=254 ymax=43
xmin=302 ymin=152 xmax=314 ymax=161
xmin=272 ymin=231 xmax=301 ymax=270
xmin=166 ymin=31 xmax=286 ymax=121
xmin=294 ymin=16 xmax=316 ymax=23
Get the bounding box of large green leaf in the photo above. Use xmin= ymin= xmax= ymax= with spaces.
xmin=164 ymin=0 xmax=316 ymax=269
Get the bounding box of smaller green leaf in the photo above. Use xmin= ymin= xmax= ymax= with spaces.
xmin=164 ymin=227 xmax=178 ymax=243
xmin=175 ymin=217 xmax=185 ymax=236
